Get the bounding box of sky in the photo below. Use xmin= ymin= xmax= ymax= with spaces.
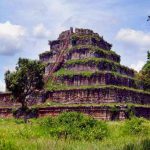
xmin=0 ymin=0 xmax=150 ymax=91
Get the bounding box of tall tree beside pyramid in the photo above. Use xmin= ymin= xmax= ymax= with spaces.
xmin=138 ymin=51 xmax=150 ymax=91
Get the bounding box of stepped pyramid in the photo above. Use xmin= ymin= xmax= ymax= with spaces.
xmin=39 ymin=28 xmax=150 ymax=104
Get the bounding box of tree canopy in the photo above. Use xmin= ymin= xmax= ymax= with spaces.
xmin=138 ymin=51 xmax=150 ymax=91
xmin=5 ymin=58 xmax=45 ymax=108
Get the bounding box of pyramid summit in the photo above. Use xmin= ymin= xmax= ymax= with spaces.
xmin=39 ymin=27 xmax=150 ymax=104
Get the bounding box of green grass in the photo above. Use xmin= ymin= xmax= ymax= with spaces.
xmin=33 ymin=101 xmax=150 ymax=108
xmin=45 ymin=81 xmax=150 ymax=95
xmin=0 ymin=113 xmax=150 ymax=150
xmin=64 ymin=57 xmax=120 ymax=66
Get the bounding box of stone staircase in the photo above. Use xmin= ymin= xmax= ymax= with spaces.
xmin=45 ymin=41 xmax=69 ymax=82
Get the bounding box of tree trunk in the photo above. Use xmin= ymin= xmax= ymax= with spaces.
xmin=21 ymin=101 xmax=28 ymax=123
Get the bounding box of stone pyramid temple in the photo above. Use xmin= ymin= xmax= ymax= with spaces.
xmin=39 ymin=27 xmax=150 ymax=104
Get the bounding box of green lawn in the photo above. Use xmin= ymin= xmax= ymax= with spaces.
xmin=0 ymin=113 xmax=150 ymax=150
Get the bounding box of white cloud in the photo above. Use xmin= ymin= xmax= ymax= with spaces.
xmin=47 ymin=0 xmax=73 ymax=20
xmin=0 ymin=80 xmax=5 ymax=92
xmin=0 ymin=21 xmax=26 ymax=56
xmin=33 ymin=23 xmax=51 ymax=38
xmin=130 ymin=60 xmax=145 ymax=72
xmin=116 ymin=28 xmax=150 ymax=50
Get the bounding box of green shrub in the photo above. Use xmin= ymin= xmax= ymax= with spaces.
xmin=125 ymin=105 xmax=135 ymax=118
xmin=123 ymin=117 xmax=148 ymax=135
xmin=39 ymin=112 xmax=108 ymax=140
xmin=110 ymin=105 xmax=119 ymax=120
xmin=40 ymin=117 xmax=55 ymax=128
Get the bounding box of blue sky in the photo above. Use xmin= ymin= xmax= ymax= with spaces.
xmin=0 ymin=0 xmax=150 ymax=91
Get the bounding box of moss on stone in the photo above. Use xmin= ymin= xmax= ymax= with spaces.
xmin=54 ymin=69 xmax=135 ymax=80
xmin=39 ymin=51 xmax=53 ymax=58
xmin=67 ymin=45 xmax=119 ymax=57
xmin=46 ymin=82 xmax=150 ymax=95
xmin=64 ymin=58 xmax=134 ymax=75
xmin=66 ymin=45 xmax=120 ymax=63
xmin=71 ymin=33 xmax=101 ymax=41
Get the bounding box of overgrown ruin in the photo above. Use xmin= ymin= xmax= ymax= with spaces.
xmin=0 ymin=27 xmax=150 ymax=120
xmin=40 ymin=27 xmax=150 ymax=105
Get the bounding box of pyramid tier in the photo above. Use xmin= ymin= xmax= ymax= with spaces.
xmin=54 ymin=70 xmax=137 ymax=88
xmin=64 ymin=58 xmax=135 ymax=77
xmin=39 ymin=51 xmax=56 ymax=63
xmin=67 ymin=45 xmax=120 ymax=63
xmin=71 ymin=33 xmax=112 ymax=50
xmin=47 ymin=85 xmax=150 ymax=104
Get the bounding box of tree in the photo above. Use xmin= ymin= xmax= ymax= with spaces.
xmin=147 ymin=51 xmax=150 ymax=60
xmin=5 ymin=58 xmax=45 ymax=109
xmin=147 ymin=16 xmax=150 ymax=21
xmin=138 ymin=51 xmax=150 ymax=91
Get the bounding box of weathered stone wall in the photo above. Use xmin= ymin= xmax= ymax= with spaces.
xmin=47 ymin=88 xmax=150 ymax=104
xmin=66 ymin=63 xmax=134 ymax=77
xmin=67 ymin=50 xmax=120 ymax=63
xmin=58 ymin=28 xmax=73 ymax=40
xmin=41 ymin=54 xmax=57 ymax=64
xmin=0 ymin=91 xmax=46 ymax=108
xmin=73 ymin=37 xmax=112 ymax=50
xmin=38 ymin=106 xmax=117 ymax=120
xmin=134 ymin=107 xmax=150 ymax=118
xmin=0 ymin=93 xmax=14 ymax=107
xmin=0 ymin=106 xmax=150 ymax=120
xmin=38 ymin=106 xmax=150 ymax=120
xmin=75 ymin=28 xmax=94 ymax=35
xmin=49 ymin=28 xmax=73 ymax=52
xmin=39 ymin=51 xmax=53 ymax=62
xmin=0 ymin=108 xmax=12 ymax=118
xmin=57 ymin=73 xmax=136 ymax=88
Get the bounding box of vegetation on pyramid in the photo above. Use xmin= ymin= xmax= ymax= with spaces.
xmin=40 ymin=27 xmax=150 ymax=104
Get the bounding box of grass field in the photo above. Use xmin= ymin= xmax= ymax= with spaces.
xmin=0 ymin=112 xmax=150 ymax=150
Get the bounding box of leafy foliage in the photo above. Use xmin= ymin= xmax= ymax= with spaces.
xmin=123 ymin=117 xmax=148 ymax=135
xmin=5 ymin=58 xmax=45 ymax=108
xmin=40 ymin=112 xmax=108 ymax=140
xmin=147 ymin=51 xmax=150 ymax=60
xmin=110 ymin=105 xmax=120 ymax=120
xmin=138 ymin=51 xmax=150 ymax=91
